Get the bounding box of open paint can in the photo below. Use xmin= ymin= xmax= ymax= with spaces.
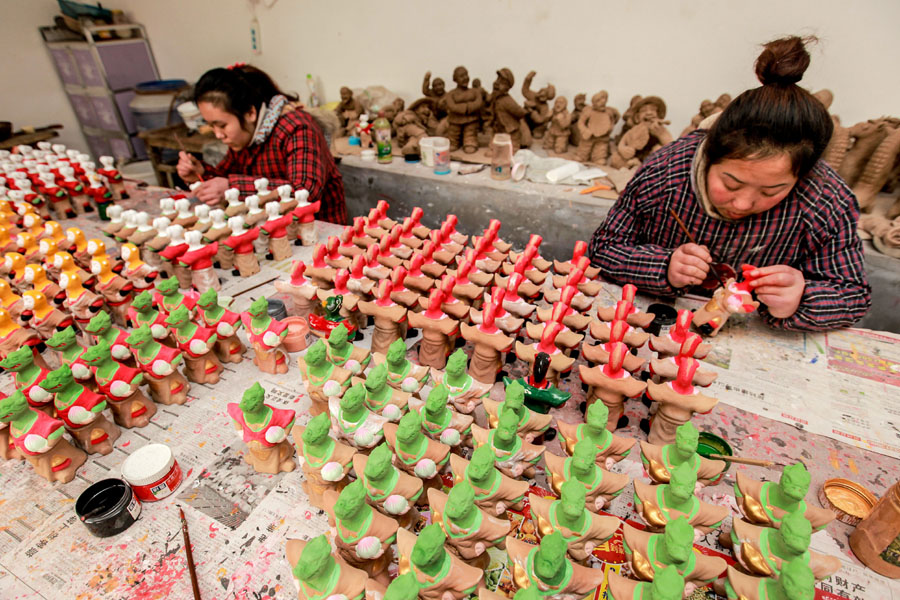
xmin=121 ymin=443 xmax=183 ymax=502
xmin=76 ymin=478 xmax=141 ymax=538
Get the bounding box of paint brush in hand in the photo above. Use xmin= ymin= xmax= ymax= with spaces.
xmin=668 ymin=208 xmax=728 ymax=288
xmin=179 ymin=507 xmax=202 ymax=600
xmin=174 ymin=133 xmax=205 ymax=182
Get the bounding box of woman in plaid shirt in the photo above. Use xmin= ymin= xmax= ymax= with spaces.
xmin=590 ymin=36 xmax=870 ymax=332
xmin=177 ymin=64 xmax=347 ymax=225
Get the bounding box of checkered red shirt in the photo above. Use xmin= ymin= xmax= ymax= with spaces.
xmin=203 ymin=109 xmax=348 ymax=225
xmin=589 ymin=130 xmax=871 ymax=331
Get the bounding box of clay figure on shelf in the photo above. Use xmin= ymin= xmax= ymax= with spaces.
xmin=633 ymin=462 xmax=729 ymax=534
xmin=734 ymin=462 xmax=834 ymax=531
xmin=395 ymin=99 xmax=438 ymax=155
xmin=39 ymin=365 xmax=120 ymax=455
xmin=178 ymin=230 xmax=220 ymax=293
xmin=692 ymin=278 xmax=759 ymax=337
xmin=119 ymin=243 xmax=158 ymax=292
xmin=579 ymin=342 xmax=647 ymax=429
xmin=196 ymin=288 xmax=245 ymax=364
xmin=645 ymin=359 xmax=719 ymax=446
xmin=610 ymin=96 xmax=673 ymax=169
xmin=298 ymin=340 xmax=352 ymax=416
xmin=432 ymin=348 xmax=492 ymax=415
xmin=490 ymin=69 xmax=528 ymax=151
xmin=575 ymin=91 xmax=620 ymax=165
xmin=355 ymin=363 xmax=409 ymax=422
xmin=530 ymin=480 xmax=620 ymax=562
xmin=607 ymin=565 xmax=686 ymax=600
xmin=421 ymin=71 xmax=448 ymax=118
xmin=274 ymin=261 xmax=319 ymax=318
xmin=329 ymin=383 xmax=388 ymax=450
xmin=723 ymin=559 xmax=816 ymax=600
xmin=227 ymin=382 xmax=296 ymax=474
xmin=165 ymin=305 xmax=223 ymax=385
xmin=483 ymin=381 xmax=552 ymax=442
xmin=544 ymin=439 xmax=630 ymax=511
xmin=284 ymin=534 xmax=369 ymax=600
xmin=0 ymin=390 xmax=87 ymax=483
xmin=223 ymin=216 xmax=260 ymax=277
xmin=357 ymin=280 xmax=407 ymax=356
xmin=326 ymin=323 xmax=371 ymax=375
xmin=471 ymin=408 xmax=545 ymax=478
xmin=354 ymin=443 xmax=424 ymax=528
xmin=408 ymin=289 xmax=460 ymax=370
xmin=291 ymin=413 xmax=356 ymax=509
xmin=506 ymin=532 xmax=606 ymax=600
xmin=522 ymin=70 xmax=556 ymax=139
xmin=640 ymin=422 xmax=726 ymax=486
xmin=503 ymin=352 xmax=571 ymax=415
xmin=126 ymin=326 xmax=190 ymax=406
xmin=443 ymin=66 xmax=483 ymax=154
xmin=408 ymin=385 xmax=473 ymax=448
xmin=558 ymin=401 xmax=636 ymax=465
xmin=241 ymin=297 xmax=289 ymax=374
xmin=623 ymin=517 xmax=726 ymax=593
xmin=336 ymin=87 xmax=364 ymax=135
xmin=428 ymin=482 xmax=511 ymax=569
xmin=0 ymin=346 xmax=54 ymax=415
xmin=384 ymin=412 xmax=450 ymax=492
xmin=397 ymin=525 xmax=483 ymax=600
xmin=649 ymin=309 xmax=712 ymax=358
xmin=680 ymin=99 xmax=720 ymax=138
xmin=81 ymin=341 xmax=156 ymax=429
xmin=370 ymin=338 xmax=430 ymax=394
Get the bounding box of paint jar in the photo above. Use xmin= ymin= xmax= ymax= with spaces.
xmin=419 ymin=137 xmax=436 ymax=167
xmin=282 ymin=316 xmax=312 ymax=352
xmin=490 ymin=134 xmax=513 ymax=180
xmin=267 ymin=298 xmax=288 ymax=321
xmin=646 ymin=303 xmax=678 ymax=336
xmin=121 ymin=443 xmax=183 ymax=502
xmin=76 ymin=478 xmax=141 ymax=538
xmin=432 ymin=137 xmax=451 ymax=175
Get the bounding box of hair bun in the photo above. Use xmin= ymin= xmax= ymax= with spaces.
xmin=754 ymin=36 xmax=813 ymax=85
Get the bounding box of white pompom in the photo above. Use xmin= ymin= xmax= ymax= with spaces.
xmin=440 ymin=429 xmax=461 ymax=446
xmin=355 ymin=536 xmax=382 ymax=559
xmin=68 ymin=406 xmax=95 ymax=425
xmin=400 ymin=377 xmax=418 ymax=393
xmin=354 ymin=428 xmax=375 ymax=447
xmin=384 ymin=494 xmax=409 ymax=515
xmin=382 ymin=405 xmax=401 ymax=421
xmin=414 ymin=458 xmax=437 ymax=479
xmin=320 ymin=461 xmax=344 ymax=482
xmin=112 ymin=345 xmax=131 ymax=360
xmin=28 ymin=387 xmax=51 ymax=403
xmin=262 ymin=331 xmax=280 ymax=347
xmin=264 ymin=426 xmax=286 ymax=444
xmin=189 ymin=339 xmax=209 ymax=355
xmin=23 ymin=434 xmax=49 ymax=453
xmin=110 ymin=381 xmax=132 ymax=398
xmin=322 ymin=380 xmax=342 ymax=397
xmin=345 ymin=359 xmax=361 ymax=375
xmin=217 ymin=322 xmax=235 ymax=337
xmin=152 ymin=360 xmax=174 ymax=376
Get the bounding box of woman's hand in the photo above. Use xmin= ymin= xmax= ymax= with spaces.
xmin=747 ymin=265 xmax=805 ymax=319
xmin=667 ymin=243 xmax=711 ymax=288
xmin=176 ymin=151 xmax=205 ymax=183
xmin=194 ymin=177 xmax=229 ymax=206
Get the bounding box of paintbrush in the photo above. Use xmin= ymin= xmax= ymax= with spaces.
xmin=179 ymin=507 xmax=202 ymax=600
xmin=709 ymin=453 xmax=780 ymax=468
xmin=668 ymin=208 xmax=728 ymax=288
xmin=174 ymin=133 xmax=205 ymax=182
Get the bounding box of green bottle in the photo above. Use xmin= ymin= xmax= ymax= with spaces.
xmin=373 ymin=110 xmax=393 ymax=164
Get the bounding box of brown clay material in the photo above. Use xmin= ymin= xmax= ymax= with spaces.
xmin=407 ymin=310 xmax=459 ymax=370
xmin=575 ymin=91 xmax=619 ymax=165
xmin=428 ymin=488 xmax=510 ymax=567
xmin=471 ymin=424 xmax=544 ymax=479
xmin=397 ymin=528 xmax=484 ymax=600
xmin=543 ymin=451 xmax=630 ymax=511
xmin=731 ymin=518 xmax=841 ymax=580
xmin=645 ymin=381 xmax=718 ymax=446
xmin=579 ymin=364 xmax=647 ymax=430
xmin=633 ymin=478 xmax=728 ymax=533
xmin=459 ymin=323 xmax=513 ymax=385
xmin=506 ymin=535 xmax=605 ymax=598
xmin=849 ymin=480 xmax=900 ymax=578
xmin=734 ymin=471 xmax=836 ymax=531
xmin=853 ymin=125 xmax=900 ymax=211
xmin=530 ymin=493 xmax=620 ymax=562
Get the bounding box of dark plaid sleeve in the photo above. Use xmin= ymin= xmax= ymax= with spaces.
xmin=589 ymin=163 xmax=679 ymax=297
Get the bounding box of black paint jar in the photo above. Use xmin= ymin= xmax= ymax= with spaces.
xmin=76 ymin=478 xmax=142 ymax=538
xmin=645 ymin=303 xmax=678 ymax=336
xmin=266 ymin=298 xmax=288 ymax=321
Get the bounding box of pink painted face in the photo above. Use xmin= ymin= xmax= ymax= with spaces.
xmin=706 ymin=155 xmax=797 ymax=220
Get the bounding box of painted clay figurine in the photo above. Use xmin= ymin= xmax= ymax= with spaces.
xmin=582 ymin=320 xmax=647 ymax=373
xmin=58 ymin=270 xmax=104 ymax=330
xmin=326 ymin=322 xmax=370 ymax=375
xmin=503 ymin=352 xmax=571 ymax=415
xmin=723 ymin=559 xmax=816 ymax=600
xmin=640 ymin=422 xmax=726 ymax=486
xmin=39 ymin=364 xmax=120 ymax=455
xmin=734 ymin=463 xmax=835 ymax=531
xmin=291 ymin=412 xmax=356 ymax=509
xmin=396 ymin=525 xmax=483 ymax=600
xmin=165 ymin=305 xmax=223 ymax=384
xmin=329 ymin=382 xmax=388 ymax=450
xmin=483 ymin=380 xmax=552 ymax=442
xmin=228 ymin=382 xmax=296 ymax=474
xmin=633 ymin=462 xmax=729 ymax=534
xmin=530 ymin=480 xmax=620 ymax=562
xmin=558 ymin=401 xmax=636 ymax=466
xmin=0 ymin=308 xmax=44 ymax=363
xmin=431 ymin=348 xmax=492 ymax=415
xmin=357 ymin=279 xmax=407 ymax=356
xmin=459 ymin=293 xmax=513 ymax=385
xmin=515 ymin=321 xmax=580 ymax=385
xmin=178 ymin=230 xmax=220 ymax=293
xmin=471 ymin=408 xmax=545 ymax=478
xmin=81 ymin=341 xmax=156 ymax=429
xmin=261 ymin=201 xmax=294 ymax=260
xmin=428 ymin=482 xmax=510 ymax=569
xmin=196 ymin=288 xmax=245 ymax=364
xmin=241 ymin=297 xmax=288 ymax=374
xmin=354 ymin=443 xmax=424 ymax=529
xmin=127 ymin=291 xmax=169 ymax=342
xmin=153 ymin=276 xmax=198 ymax=315
xmin=91 ymin=255 xmax=133 ymax=326
xmin=370 ymin=338 xmax=430 ymax=394
xmin=579 ymin=342 xmax=647 ymax=429
xmin=126 ymin=325 xmax=190 ymax=406
xmin=0 ymin=346 xmax=54 ymax=415
xmin=223 ymin=216 xmax=260 ymax=277
xmin=45 ymin=326 xmax=92 ymax=385
xmin=274 ymin=260 xmax=319 ymax=318
xmin=284 ymin=534 xmax=370 ymax=600
xmin=353 ymin=363 xmax=409 ymax=422
xmin=407 ymin=288 xmax=459 ymax=370
xmin=692 ymin=278 xmax=759 ymax=337
xmin=298 ymin=339 xmax=352 ymax=416
xmin=544 ymin=439 xmax=630 ymax=511
xmin=407 ymin=385 xmax=473 ymax=449
xmin=650 ymin=310 xmax=712 ymax=359
xmin=646 ymin=360 xmax=719 ymax=446
xmin=21 ymin=289 xmax=74 ymax=339
xmin=506 ymin=532 xmax=606 ymax=600
xmin=85 ymin=311 xmax=134 ymax=366
xmin=159 ymin=225 xmax=192 ymax=288
xmin=597 ymin=285 xmax=655 ymax=327
xmin=648 ymin=335 xmax=717 ymax=388
xmin=607 ymin=565 xmax=686 ymax=600
xmin=384 ymin=412 xmax=450 ymax=492
xmin=119 ymin=242 xmax=158 ymax=292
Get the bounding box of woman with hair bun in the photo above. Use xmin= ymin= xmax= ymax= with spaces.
xmin=177 ymin=64 xmax=347 ymax=224
xmin=590 ymin=36 xmax=870 ymax=331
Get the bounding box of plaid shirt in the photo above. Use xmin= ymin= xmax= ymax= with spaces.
xmin=589 ymin=130 xmax=871 ymax=331
xmin=203 ymin=109 xmax=348 ymax=224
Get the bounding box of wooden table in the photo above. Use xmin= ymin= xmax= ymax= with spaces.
xmin=0 ymin=129 xmax=59 ymax=151
xmin=137 ymin=123 xmax=217 ymax=188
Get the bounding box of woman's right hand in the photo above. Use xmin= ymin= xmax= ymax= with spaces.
xmin=176 ymin=151 xmax=204 ymax=183
xmin=668 ymin=243 xmax=711 ymax=288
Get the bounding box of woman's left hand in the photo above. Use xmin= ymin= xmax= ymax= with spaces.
xmin=747 ymin=264 xmax=805 ymax=319
xmin=194 ymin=177 xmax=229 ymax=206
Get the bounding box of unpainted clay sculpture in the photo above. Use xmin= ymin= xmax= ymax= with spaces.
xmin=165 ymin=305 xmax=223 ymax=384
xmin=431 ymin=348 xmax=492 ymax=415
xmin=357 ymin=279 xmax=408 ymax=356
xmin=241 ymin=297 xmax=289 ymax=374
xmin=733 ymin=462 xmax=835 ymax=531
xmin=490 ymin=69 xmax=528 ymax=151
xmin=421 ymin=72 xmax=448 ymax=119
xmin=645 ymin=358 xmax=719 ymax=446
xmin=275 ymin=261 xmax=319 ymax=318
xmin=506 ymin=532 xmax=606 ymax=600
xmin=471 ymin=408 xmax=545 ymax=478
xmin=354 ymin=444 xmax=423 ymax=529
xmin=397 ymin=525 xmax=484 ymax=600
xmin=544 ymin=439 xmax=630 ymax=511
xmin=575 ymin=91 xmax=620 ymax=165
xmin=640 ymin=421 xmax=726 ymax=486
xmin=39 ymin=364 xmax=120 ymax=455
xmin=383 ymin=412 xmax=450 ymax=492
xmin=838 ymin=118 xmax=895 ymax=186
xmin=294 ymin=410 xmax=358 ymax=510
xmin=530 ymin=481 xmax=620 ymax=563
xmin=428 ymin=482 xmax=510 ymax=569
xmin=633 ymin=462 xmax=729 ymax=534
xmin=395 ymin=99 xmax=438 ymax=155
xmin=227 ymin=382 xmax=296 ymax=474
xmin=80 ymin=341 xmax=156 ymax=429
xmin=443 ymin=66 xmax=483 ymax=154
xmin=852 ymin=123 xmax=900 ymax=211
xmin=335 ymin=87 xmax=365 ymax=136
xmin=723 ymin=559 xmax=816 ymax=600
xmin=607 ymin=565 xmax=686 ymax=600
xmin=407 ymin=385 xmax=473 ymax=448
xmin=579 ymin=342 xmax=647 ymax=429
xmin=126 ymin=325 xmax=190 ymax=406
xmin=285 ymin=534 xmax=369 ymax=600
xmin=298 ymin=339 xmax=352 ymax=416
xmin=522 ymin=71 xmax=556 ymax=140
xmin=610 ymin=96 xmax=673 ymax=169
xmin=557 ymin=401 xmax=636 ymax=465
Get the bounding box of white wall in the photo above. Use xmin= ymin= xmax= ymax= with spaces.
xmin=4 ymin=0 xmax=900 ymax=155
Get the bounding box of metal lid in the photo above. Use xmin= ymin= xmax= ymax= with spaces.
xmin=121 ymin=443 xmax=175 ymax=487
xmin=819 ymin=478 xmax=878 ymax=526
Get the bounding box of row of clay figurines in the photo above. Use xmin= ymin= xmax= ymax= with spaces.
xmin=0 ymin=286 xmax=292 ymax=484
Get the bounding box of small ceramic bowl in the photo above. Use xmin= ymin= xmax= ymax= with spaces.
xmin=697 ymin=431 xmax=733 ymax=481
xmin=282 ymin=316 xmax=310 ymax=352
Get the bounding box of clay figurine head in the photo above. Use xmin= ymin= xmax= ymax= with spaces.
xmin=339 ymin=383 xmax=366 ymax=414
xmin=328 ymin=322 xmax=350 ymax=348
xmin=248 ymin=296 xmax=269 ymax=318
xmin=125 ymin=325 xmax=154 ymax=349
xmin=674 ymin=422 xmax=699 ymax=456
xmin=293 ymin=533 xmax=334 ymax=584
xmin=452 ymin=66 xmax=469 ymax=88
xmin=585 ymin=401 xmax=609 ymax=432
xmin=81 ymin=340 xmax=112 ymax=366
xmin=667 ymin=462 xmax=698 ymax=505
xmin=779 ymin=463 xmax=811 ymax=502
xmin=424 ymin=385 xmax=449 ymax=417
xmin=411 ymin=524 xmax=447 ymax=570
xmin=494 ymin=407 xmax=520 ymax=445
xmin=778 ymin=558 xmax=815 ymax=599
xmin=197 ymin=287 xmax=220 ymax=311
xmin=301 ymin=413 xmax=331 ymax=446
xmin=304 ymin=340 xmax=327 ymax=367
xmin=591 ymin=91 xmax=608 ymax=110
xmin=552 ymin=96 xmax=567 ymax=112
xmin=504 ymin=380 xmax=526 ymax=414
xmin=533 ymin=531 xmax=567 ymax=584
xmin=364 ymin=363 xmax=387 ymax=394
xmin=365 ymin=443 xmax=393 ymax=480
xmin=39 ymin=364 xmax=75 ymax=393
xmin=85 ymin=310 xmax=112 ymax=336
xmin=323 ymin=295 xmax=342 ymax=317
xmin=0 ymin=346 xmax=34 ymax=372
xmin=130 ymin=290 xmax=154 ymax=312
xmin=571 ymin=439 xmax=599 ymax=476
xmin=445 ymin=348 xmax=467 ymax=378
xmin=396 ymin=411 xmax=422 ymax=445
xmin=155 ymin=277 xmax=179 ymax=296
xmin=647 ymin=566 xmax=685 ymax=600
xmin=662 ymin=516 xmax=694 ymax=564
xmin=239 ymin=382 xmax=266 ymax=414
xmin=445 ymin=480 xmax=476 ymax=522
xmin=431 ymin=78 xmax=445 ymax=97
xmin=384 ymin=573 xmax=419 ymax=600
xmin=780 ymin=509 xmax=813 ymax=555
xmin=386 ymin=338 xmax=407 ymax=365
xmin=559 ymin=480 xmax=586 ymax=521
xmin=164 ymin=305 xmax=191 ymax=328
xmin=0 ymin=391 xmax=28 ymax=423
xmin=333 ymin=479 xmax=368 ymax=521
xmin=468 ymin=444 xmax=496 ymax=481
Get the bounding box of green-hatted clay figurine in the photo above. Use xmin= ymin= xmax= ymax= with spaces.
xmin=196 ymin=288 xmax=245 ymax=364
xmin=45 ymin=326 xmax=93 ymax=384
xmin=384 ymin=573 xmax=419 ymax=600
xmin=529 ymin=480 xmax=620 ymax=562
xmin=730 ymin=509 xmax=841 ymax=580
xmin=298 ymin=339 xmax=352 ymax=416
xmin=330 ymin=383 xmax=388 ymax=450
xmin=227 ymin=382 xmax=296 ymax=474
xmin=126 ymin=325 xmax=190 ymax=406
xmin=0 ymin=390 xmax=86 ymax=483
xmin=326 ymin=323 xmax=371 ymax=375
xmin=431 ymin=348 xmax=491 ymax=415
xmin=126 ymin=290 xmax=169 ymax=342
xmin=165 ymin=304 xmax=223 ymax=384
xmin=351 ymin=362 xmax=410 ymax=422
xmin=85 ymin=310 xmax=135 ymax=365
xmin=607 ymin=564 xmax=686 ymax=600
xmin=371 ymin=338 xmax=430 ymax=394
xmin=81 ymin=340 xmax=156 ymax=429
xmin=291 ymin=413 xmax=356 ymax=510
xmin=557 ymin=401 xmax=636 ymax=467
xmin=38 ymin=364 xmax=120 ymax=455
xmin=408 ymin=385 xmax=473 ymax=448
xmin=397 ymin=524 xmax=484 ymax=600
xmin=428 ymin=481 xmax=511 ymax=570
xmin=634 ymin=462 xmax=728 ymax=534
xmin=285 ymin=533 xmax=369 ymax=600
xmin=506 ymin=531 xmax=606 ymax=600
xmin=724 ymin=557 xmax=816 ymax=600
xmin=241 ymin=297 xmax=289 ymax=374
xmin=483 ymin=380 xmax=552 ymax=443
xmin=324 ymin=480 xmax=398 ymax=585
xmin=623 ymin=516 xmax=727 ymax=594
xmin=640 ymin=421 xmax=726 ymax=486
xmin=449 ymin=444 xmax=530 ymax=517
xmin=354 ymin=443 xmax=423 ymax=529
xmin=734 ymin=462 xmax=835 ymax=531
xmin=0 ymin=346 xmax=53 ymax=415
xmin=384 ymin=411 xmax=450 ymax=493
xmin=153 ymin=276 xmax=197 ymax=315
xmin=544 ymin=439 xmax=630 ymax=511
xmin=471 ymin=406 xmax=545 ymax=478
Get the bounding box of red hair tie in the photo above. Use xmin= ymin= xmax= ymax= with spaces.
xmin=227 ymin=61 xmax=247 ymax=70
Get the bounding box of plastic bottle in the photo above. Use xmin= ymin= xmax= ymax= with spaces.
xmin=306 ymin=74 xmax=321 ymax=108
xmin=372 ymin=111 xmax=393 ymax=164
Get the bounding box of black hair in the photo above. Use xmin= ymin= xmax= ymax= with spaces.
xmin=704 ymin=36 xmax=833 ymax=178
xmin=194 ymin=64 xmax=298 ymax=127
